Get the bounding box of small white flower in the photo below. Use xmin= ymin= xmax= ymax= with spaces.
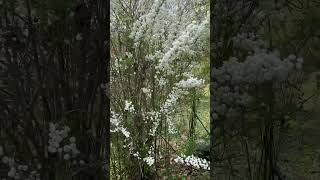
xmin=121 ymin=128 xmax=130 ymax=138
xmin=49 ymin=123 xmax=56 ymax=132
xmin=297 ymin=58 xmax=303 ymax=63
xmin=142 ymin=88 xmax=151 ymax=94
xmin=124 ymin=100 xmax=135 ymax=112
xmin=23 ymin=29 xmax=29 ymax=37
xmin=7 ymin=167 xmax=16 ymax=177
xmin=76 ymin=33 xmax=83 ymax=41
xmin=22 ymin=165 xmax=28 ymax=171
xmin=288 ymin=54 xmax=296 ymax=60
xmin=125 ymin=52 xmax=133 ymax=58
xmin=143 ymin=156 xmax=155 ymax=166
xmin=2 ymin=156 xmax=9 ymax=164
xmin=69 ymin=137 xmax=76 ymax=143
xmin=64 ymin=154 xmax=70 ymax=160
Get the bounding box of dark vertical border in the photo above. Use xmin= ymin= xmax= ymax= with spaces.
xmin=210 ymin=0 xmax=215 ymax=178
xmin=96 ymin=0 xmax=110 ymax=179
xmin=210 ymin=0 xmax=224 ymax=178
xmin=103 ymin=0 xmax=111 ymax=179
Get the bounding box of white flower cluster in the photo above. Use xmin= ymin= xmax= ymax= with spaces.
xmin=132 ymin=152 xmax=141 ymax=159
xmin=214 ymin=35 xmax=303 ymax=85
xmin=160 ymin=87 xmax=184 ymax=115
xmin=143 ymin=156 xmax=155 ymax=166
xmin=173 ymin=154 xmax=210 ymax=170
xmin=75 ymin=33 xmax=83 ymax=41
xmin=128 ymin=0 xmax=209 ymax=75
xmin=167 ymin=116 xmax=177 ymax=135
xmin=232 ymin=33 xmax=267 ymax=52
xmin=0 ymin=145 xmax=43 ymax=180
xmin=1 ymin=156 xmax=40 ymax=180
xmin=145 ymin=51 xmax=163 ymax=62
xmin=129 ymin=0 xmax=162 ymax=44
xmin=144 ymin=111 xmax=160 ymax=136
xmin=124 ymin=100 xmax=135 ymax=113
xmin=176 ymin=77 xmax=205 ymax=89
xmin=7 ymin=166 xmax=26 ymax=179
xmin=153 ymin=76 xmax=205 ymax=135
xmin=125 ymin=52 xmax=133 ymax=59
xmin=112 ymin=58 xmax=122 ymax=72
xmin=212 ymin=33 xmax=303 ymax=121
xmin=129 ymin=146 xmax=157 ymax=167
xmin=48 ymin=123 xmax=69 ymax=153
xmin=157 ymin=16 xmax=209 ymax=73
xmin=161 ymin=76 xmax=204 ymax=114
xmin=157 ymin=77 xmax=167 ymax=87
xmin=110 ymin=111 xmax=130 ymax=138
xmin=212 ymin=85 xmax=253 ymax=120
xmin=48 ymin=123 xmax=80 ymax=160
xmin=214 ymin=54 xmax=294 ymax=85
xmin=142 ymin=146 xmax=157 ymax=166
xmin=142 ymin=87 xmax=151 ymax=98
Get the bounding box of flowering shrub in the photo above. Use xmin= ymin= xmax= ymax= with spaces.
xmin=111 ymin=0 xmax=209 ymax=178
